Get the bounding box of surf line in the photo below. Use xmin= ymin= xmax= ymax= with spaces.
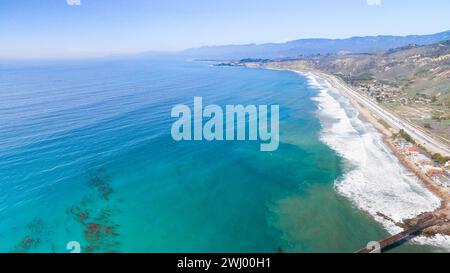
xmin=171 ymin=97 xmax=279 ymax=152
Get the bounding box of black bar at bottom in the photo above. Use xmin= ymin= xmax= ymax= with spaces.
xmin=0 ymin=253 xmax=448 ymax=272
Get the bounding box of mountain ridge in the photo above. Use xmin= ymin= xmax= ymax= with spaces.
xmin=180 ymin=30 xmax=450 ymax=60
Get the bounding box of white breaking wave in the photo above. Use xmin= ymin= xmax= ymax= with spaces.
xmin=302 ymin=72 xmax=450 ymax=251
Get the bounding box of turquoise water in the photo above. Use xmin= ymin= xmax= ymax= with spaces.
xmin=0 ymin=59 xmax=432 ymax=252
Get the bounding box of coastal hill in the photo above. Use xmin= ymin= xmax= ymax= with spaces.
xmin=307 ymin=40 xmax=450 ymax=106
xmin=180 ymin=30 xmax=450 ymax=60
xmin=241 ymin=40 xmax=450 ymax=144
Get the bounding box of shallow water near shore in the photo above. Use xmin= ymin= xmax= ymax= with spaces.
xmin=0 ymin=59 xmax=442 ymax=252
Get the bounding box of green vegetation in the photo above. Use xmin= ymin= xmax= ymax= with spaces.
xmin=431 ymin=153 xmax=450 ymax=165
xmin=398 ymin=129 xmax=415 ymax=144
xmin=417 ymin=144 xmax=426 ymax=153
xmin=414 ymin=67 xmax=429 ymax=77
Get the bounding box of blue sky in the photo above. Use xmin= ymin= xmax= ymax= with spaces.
xmin=0 ymin=0 xmax=449 ymax=59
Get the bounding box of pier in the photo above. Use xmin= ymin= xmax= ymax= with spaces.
xmin=356 ymin=215 xmax=443 ymax=253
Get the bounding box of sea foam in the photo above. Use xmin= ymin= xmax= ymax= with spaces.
xmin=303 ymin=72 xmax=450 ymax=250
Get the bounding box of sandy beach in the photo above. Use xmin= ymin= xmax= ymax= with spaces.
xmin=311 ymin=70 xmax=450 ymax=205
xmin=301 ymin=69 xmax=450 ymax=247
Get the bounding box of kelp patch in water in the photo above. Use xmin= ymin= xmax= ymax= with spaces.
xmin=11 ymin=218 xmax=46 ymax=253
xmin=66 ymin=170 xmax=121 ymax=253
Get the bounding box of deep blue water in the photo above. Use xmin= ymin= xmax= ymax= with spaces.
xmin=0 ymin=58 xmax=395 ymax=252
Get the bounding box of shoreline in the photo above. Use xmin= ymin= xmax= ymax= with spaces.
xmin=242 ymin=63 xmax=450 ymax=249
xmin=296 ymin=68 xmax=450 ymax=248
xmin=305 ymin=69 xmax=449 ymax=207
xmin=264 ymin=66 xmax=448 ymax=206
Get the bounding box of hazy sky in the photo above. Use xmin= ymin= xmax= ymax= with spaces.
xmin=1 ymin=0 xmax=449 ymax=59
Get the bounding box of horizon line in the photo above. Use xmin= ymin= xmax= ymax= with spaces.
xmin=1 ymin=29 xmax=449 ymax=62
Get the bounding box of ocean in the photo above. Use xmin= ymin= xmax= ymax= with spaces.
xmin=0 ymin=58 xmax=445 ymax=252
